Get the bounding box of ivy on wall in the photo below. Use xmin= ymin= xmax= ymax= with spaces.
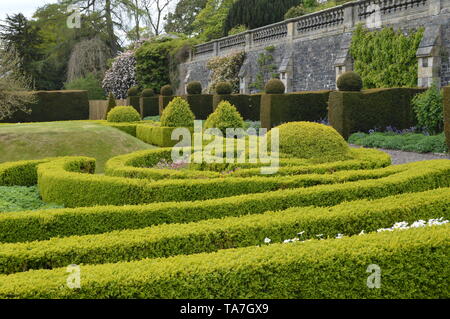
xmin=350 ymin=24 xmax=424 ymax=88
xmin=207 ymin=51 xmax=245 ymax=93
xmin=250 ymin=46 xmax=279 ymax=91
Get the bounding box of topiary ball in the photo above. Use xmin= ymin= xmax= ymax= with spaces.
xmin=141 ymin=88 xmax=155 ymax=97
xmin=215 ymin=82 xmax=233 ymax=95
xmin=337 ymin=71 xmax=363 ymax=91
xmin=186 ymin=81 xmax=202 ymax=95
xmin=205 ymin=101 xmax=245 ymax=135
xmin=160 ymin=97 xmax=195 ymax=127
xmin=267 ymin=122 xmax=350 ymax=161
xmin=107 ymin=106 xmax=141 ymax=123
xmin=127 ymin=87 xmax=140 ymax=97
xmin=265 ymin=79 xmax=285 ymax=94
xmin=160 ymin=85 xmax=174 ymax=96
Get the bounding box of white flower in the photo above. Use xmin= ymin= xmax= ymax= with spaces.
xmin=335 ymin=233 xmax=344 ymax=239
xmin=359 ymin=230 xmax=365 ymax=236
xmin=297 ymin=231 xmax=305 ymax=236
xmin=264 ymin=237 xmax=271 ymax=244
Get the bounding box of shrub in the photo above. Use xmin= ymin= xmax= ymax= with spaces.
xmin=127 ymin=86 xmax=140 ymax=97
xmin=107 ymin=106 xmax=141 ymax=123
xmin=141 ymin=88 xmax=155 ymax=97
xmin=104 ymin=92 xmax=117 ymax=120
xmin=0 ymin=91 xmax=89 ymax=123
xmin=205 ymin=101 xmax=245 ymax=134
xmin=160 ymin=97 xmax=195 ymax=127
xmin=101 ymin=50 xmax=138 ymax=99
xmin=64 ymin=73 xmax=105 ymax=100
xmin=207 ymin=52 xmax=245 ymax=93
xmin=336 ymin=71 xmax=363 ymax=92
xmin=269 ymin=122 xmax=350 ymax=160
xmin=412 ymin=83 xmax=444 ymax=135
xmin=215 ymin=82 xmax=233 ymax=95
xmin=265 ymin=79 xmax=285 ymax=94
xmin=186 ymin=81 xmax=202 ymax=95
xmin=160 ymin=84 xmax=174 ymax=96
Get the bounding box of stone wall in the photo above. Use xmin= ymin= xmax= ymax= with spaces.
xmin=179 ymin=0 xmax=450 ymax=95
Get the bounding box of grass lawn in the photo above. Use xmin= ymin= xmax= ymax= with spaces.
xmin=0 ymin=121 xmax=156 ymax=172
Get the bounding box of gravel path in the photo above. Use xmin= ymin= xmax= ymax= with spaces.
xmin=351 ymin=145 xmax=450 ymax=165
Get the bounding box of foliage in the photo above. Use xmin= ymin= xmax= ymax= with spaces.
xmin=215 ymin=82 xmax=233 ymax=95
xmin=141 ymin=88 xmax=155 ymax=97
xmin=102 ymin=50 xmax=138 ymax=99
xmin=160 ymin=97 xmax=195 ymax=127
xmin=64 ymin=73 xmax=105 ymax=100
xmin=192 ymin=0 xmax=236 ymax=41
xmin=107 ymin=106 xmax=141 ymax=123
xmin=336 ymin=71 xmax=363 ymax=92
xmin=160 ymin=84 xmax=174 ymax=96
xmin=127 ymin=86 xmax=140 ymax=97
xmin=224 ymin=0 xmax=300 ymax=35
xmin=0 ymin=48 xmax=37 ymax=121
xmin=228 ymin=25 xmax=247 ymax=36
xmin=269 ymin=122 xmax=350 ymax=160
xmin=186 ymin=81 xmax=202 ymax=94
xmin=349 ymin=132 xmax=448 ymax=154
xmin=207 ymin=51 xmax=245 ymax=93
xmin=250 ymin=46 xmax=278 ymax=91
xmin=135 ymin=37 xmax=196 ymax=93
xmin=165 ymin=0 xmax=208 ymax=36
xmin=350 ymin=24 xmax=424 ymax=88
xmin=444 ymin=86 xmax=450 ymax=152
xmin=0 ymin=186 xmax=62 ymax=213
xmin=137 ymin=125 xmax=193 ymax=147
xmin=285 ymin=0 xmax=353 ymax=19
xmin=205 ymin=101 xmax=245 ymax=134
xmin=265 ymin=79 xmax=285 ymax=94
xmin=412 ymin=83 xmax=444 ymax=135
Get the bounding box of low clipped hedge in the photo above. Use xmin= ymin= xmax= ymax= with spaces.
xmin=136 ymin=124 xmax=193 ymax=147
xmin=0 ymin=159 xmax=53 ymax=186
xmin=182 ymin=95 xmax=214 ymax=120
xmin=444 ymin=86 xmax=450 ymax=151
xmin=0 ymin=225 xmax=447 ymax=298
xmin=328 ymin=88 xmax=424 ymax=139
xmin=103 ymin=123 xmax=138 ymax=137
xmin=0 ymin=188 xmax=448 ymax=274
xmin=36 ymin=156 xmax=450 ymax=208
xmin=0 ymin=90 xmax=89 ymax=123
xmin=212 ymin=94 xmax=261 ymax=121
xmin=260 ymin=91 xmax=331 ymax=129
xmin=105 ymin=147 xmax=390 ymax=181
xmin=140 ymin=96 xmax=159 ymax=118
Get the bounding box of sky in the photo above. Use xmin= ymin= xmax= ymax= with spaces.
xmin=0 ymin=0 xmax=58 ymax=20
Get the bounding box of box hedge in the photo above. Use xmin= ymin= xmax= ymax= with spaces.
xmin=328 ymin=88 xmax=425 ymax=139
xmin=126 ymin=96 xmax=141 ymax=114
xmin=444 ymin=86 xmax=450 ymax=151
xmin=260 ymin=91 xmax=331 ymax=129
xmin=36 ymin=156 xmax=450 ymax=208
xmin=213 ymin=94 xmax=261 ymax=121
xmin=0 ymin=90 xmax=89 ymax=123
xmin=140 ymin=96 xmax=159 ymax=118
xmin=0 ymin=188 xmax=448 ymax=274
xmin=181 ymin=94 xmax=214 ymax=120
xmin=136 ymin=124 xmax=193 ymax=147
xmin=0 ymin=225 xmax=447 ymax=298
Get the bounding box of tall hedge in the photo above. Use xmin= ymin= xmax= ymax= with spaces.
xmin=0 ymin=90 xmax=89 ymax=123
xmin=328 ymin=88 xmax=424 ymax=139
xmin=213 ymin=94 xmax=261 ymax=121
xmin=140 ymin=96 xmax=160 ymax=118
xmin=260 ymin=91 xmax=331 ymax=129
xmin=182 ymin=94 xmax=214 ymax=120
xmin=444 ymin=86 xmax=450 ymax=150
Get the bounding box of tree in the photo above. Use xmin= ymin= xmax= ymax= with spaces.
xmin=192 ymin=0 xmax=236 ymax=41
xmin=0 ymin=14 xmax=44 ymax=88
xmin=0 ymin=48 xmax=37 ymax=120
xmin=223 ymin=0 xmax=301 ymax=35
xmin=164 ymin=0 xmax=207 ymax=36
xmin=140 ymin=0 xmax=175 ymax=36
